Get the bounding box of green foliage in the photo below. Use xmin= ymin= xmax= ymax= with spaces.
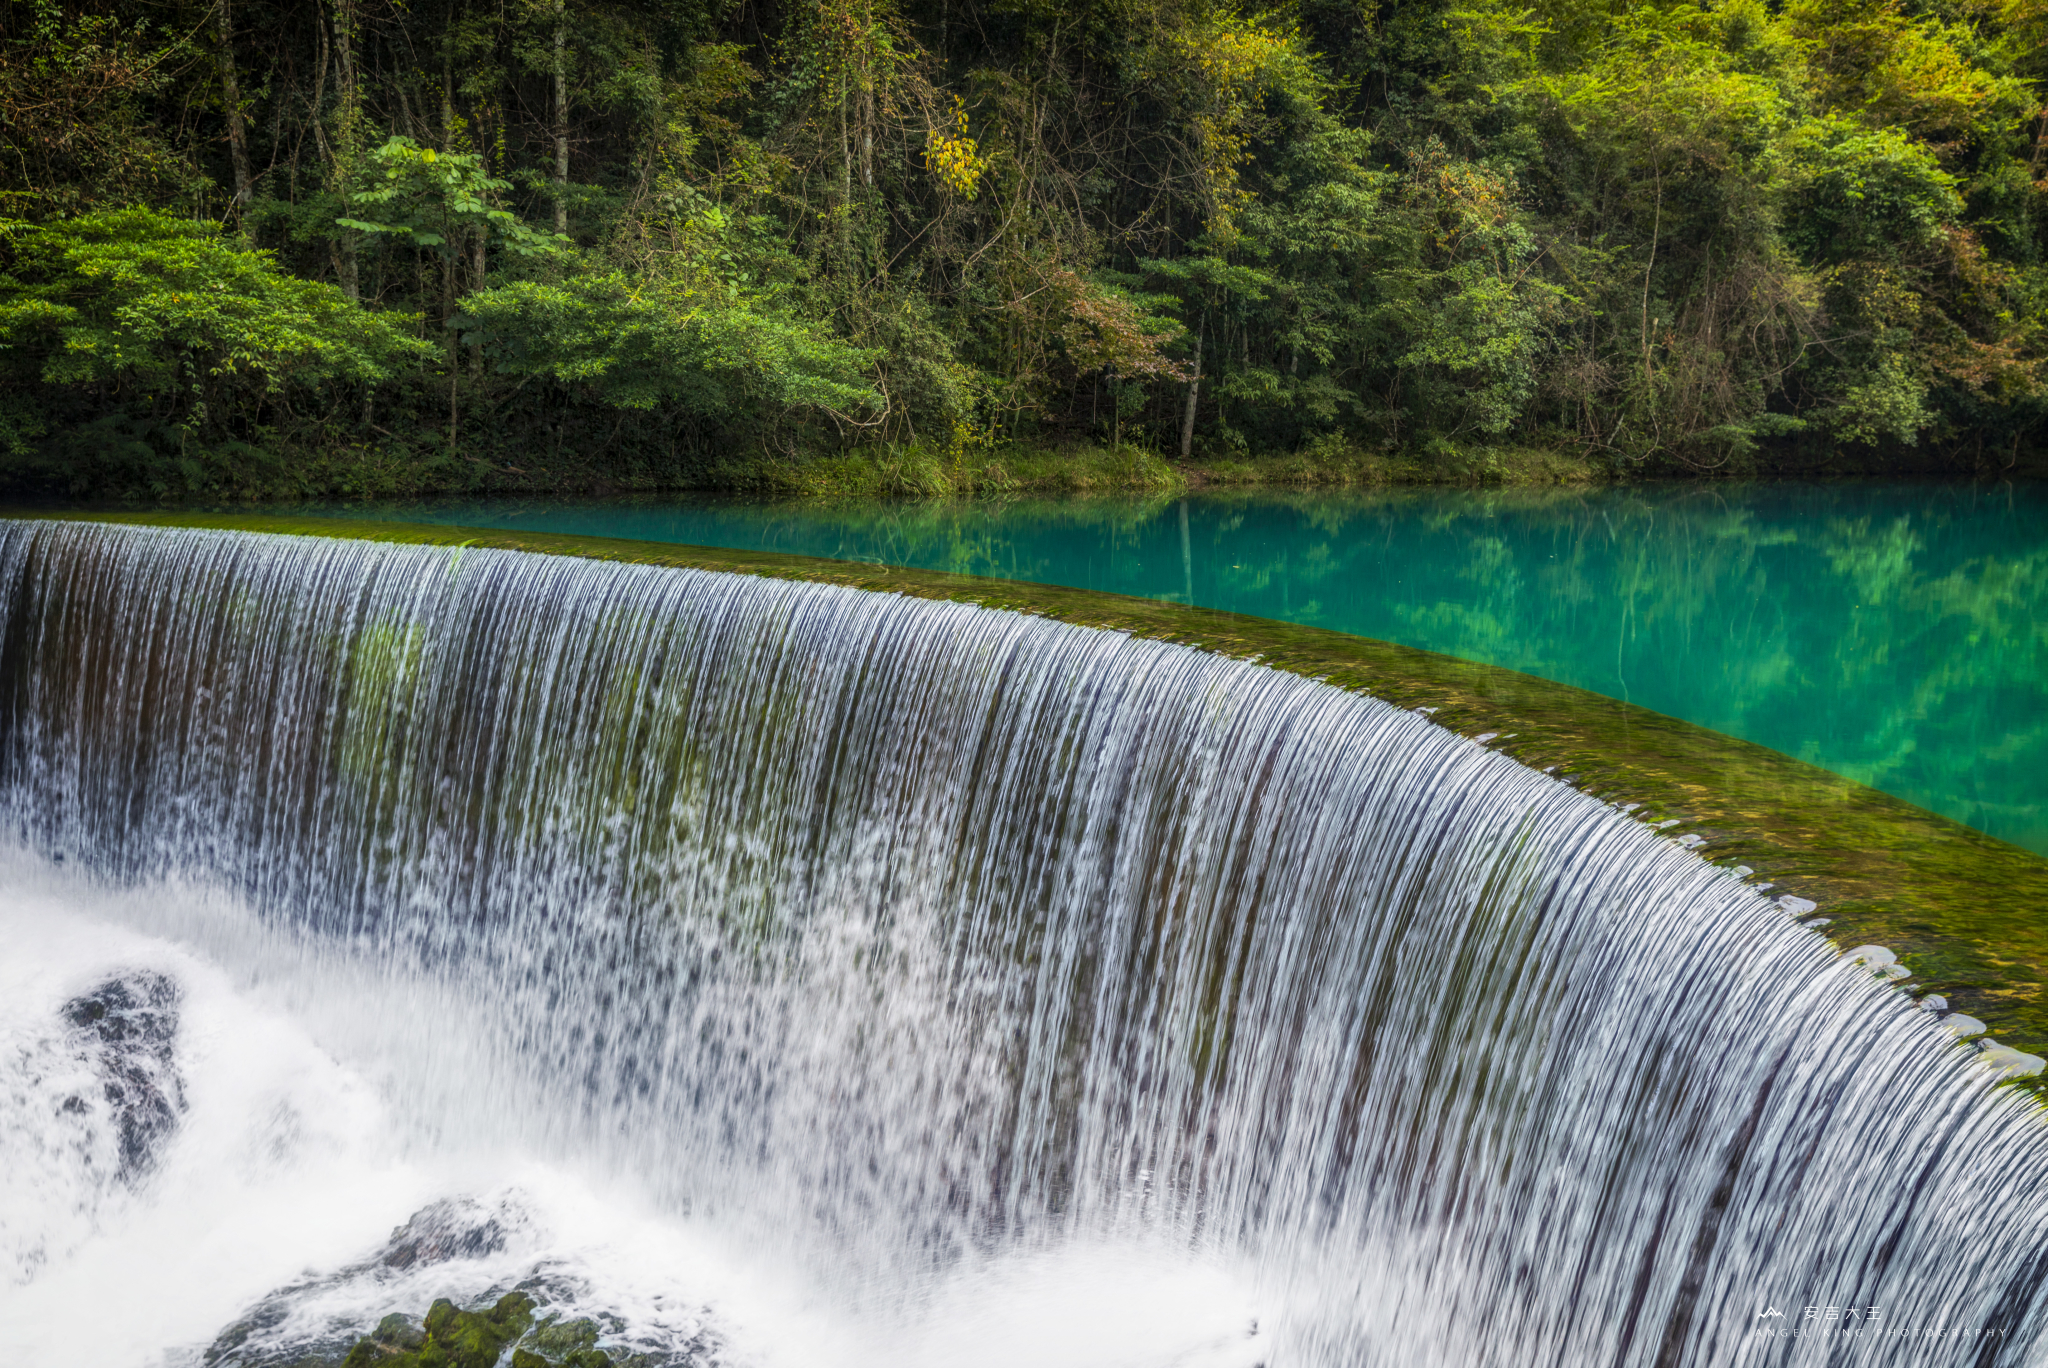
xmin=459 ymin=268 xmax=880 ymax=418
xmin=1385 ymin=145 xmax=1572 ymax=437
xmin=0 ymin=209 xmax=434 ymax=497
xmin=0 ymin=0 xmax=2039 ymax=496
xmin=0 ymin=209 xmax=429 ymax=397
xmin=340 ymin=137 xmax=570 ymax=262
xmin=1787 ymin=123 xmax=1964 ymax=260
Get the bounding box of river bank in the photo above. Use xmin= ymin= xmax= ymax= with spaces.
xmin=708 ymin=436 xmax=2048 ymax=500
xmin=16 ymin=426 xmax=2044 ymax=507
xmin=705 ymin=438 xmax=1605 ymax=498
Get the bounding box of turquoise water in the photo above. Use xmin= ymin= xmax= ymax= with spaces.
xmin=324 ymin=482 xmax=2048 ymax=855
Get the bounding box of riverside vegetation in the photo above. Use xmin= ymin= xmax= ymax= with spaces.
xmin=0 ymin=0 xmax=2043 ymax=500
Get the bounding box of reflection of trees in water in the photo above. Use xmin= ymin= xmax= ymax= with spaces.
xmin=1238 ymin=482 xmax=2046 ymax=853
xmin=731 ymin=491 xmax=1188 ymax=585
xmin=1804 ymin=511 xmax=2048 ymax=848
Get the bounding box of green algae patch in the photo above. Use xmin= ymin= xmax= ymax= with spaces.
xmin=341 ymin=1292 xmax=536 ymax=1368
xmin=330 ymin=1295 xmax=622 ymax=1368
xmin=14 ymin=508 xmax=2048 ymax=1070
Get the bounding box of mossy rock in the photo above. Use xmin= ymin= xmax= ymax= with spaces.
xmin=370 ymin=1314 xmax=425 ymax=1352
xmin=511 ymin=1350 xmax=612 ymax=1368
xmin=528 ymin=1317 xmax=604 ymax=1359
xmin=340 ymin=1292 xmax=533 ymax=1368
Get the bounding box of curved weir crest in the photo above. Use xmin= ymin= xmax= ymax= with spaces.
xmin=0 ymin=518 xmax=2044 ymax=1366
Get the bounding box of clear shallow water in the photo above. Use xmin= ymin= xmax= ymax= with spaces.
xmin=326 ymin=481 xmax=2048 ymax=855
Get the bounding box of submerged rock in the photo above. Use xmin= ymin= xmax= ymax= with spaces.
xmin=514 ymin=1314 xmax=622 ymax=1367
xmin=528 ymin=1317 xmax=604 ymax=1359
xmin=204 ymin=1295 xmax=356 ymax=1367
xmin=60 ymin=970 xmax=184 ymax=1181
xmin=381 ymin=1197 xmax=511 ymax=1270
xmin=204 ymin=1196 xmax=531 ymax=1368
xmin=1977 ymin=1044 xmax=2047 ymax=1081
xmin=203 ymin=1195 xmax=718 ymax=1368
xmin=1941 ymin=1014 xmax=1989 ymax=1039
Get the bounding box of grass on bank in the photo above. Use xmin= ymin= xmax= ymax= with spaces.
xmin=704 ymin=435 xmax=1606 ymax=499
xmin=24 ymin=419 xmax=2035 ymax=506
xmin=545 ymin=427 xmax=2044 ymax=502
xmin=4 ymin=429 xmax=1607 ymax=505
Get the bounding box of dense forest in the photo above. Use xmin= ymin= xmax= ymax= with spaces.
xmin=0 ymin=0 xmax=2043 ymax=498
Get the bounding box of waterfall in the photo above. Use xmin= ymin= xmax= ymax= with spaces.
xmin=0 ymin=517 xmax=2043 ymax=1367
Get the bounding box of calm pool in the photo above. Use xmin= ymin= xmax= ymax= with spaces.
xmin=325 ymin=481 xmax=2048 ymax=855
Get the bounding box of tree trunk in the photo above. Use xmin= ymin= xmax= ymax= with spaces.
xmin=553 ymin=0 xmax=569 ymax=234
xmin=310 ymin=7 xmax=330 ymax=167
xmin=331 ymin=0 xmax=360 ymax=301
xmin=217 ymin=0 xmax=253 ymax=206
xmin=1179 ymin=318 xmax=1204 ymax=461
xmin=839 ymin=88 xmax=853 ymax=266
xmin=471 ymin=229 xmax=487 ymax=375
xmin=1640 ymin=164 xmax=1662 ymax=443
xmin=448 ymin=254 xmax=460 ymax=453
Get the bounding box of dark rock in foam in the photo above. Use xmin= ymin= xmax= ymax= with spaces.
xmin=380 ymin=1197 xmax=510 ymax=1270
xmin=61 ymin=970 xmax=183 ymax=1180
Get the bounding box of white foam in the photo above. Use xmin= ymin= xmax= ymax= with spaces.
xmin=0 ymin=863 xmax=428 ymax=1363
xmin=892 ymin=1242 xmax=1263 ymax=1368
xmin=0 ymin=856 xmax=1266 ymax=1368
